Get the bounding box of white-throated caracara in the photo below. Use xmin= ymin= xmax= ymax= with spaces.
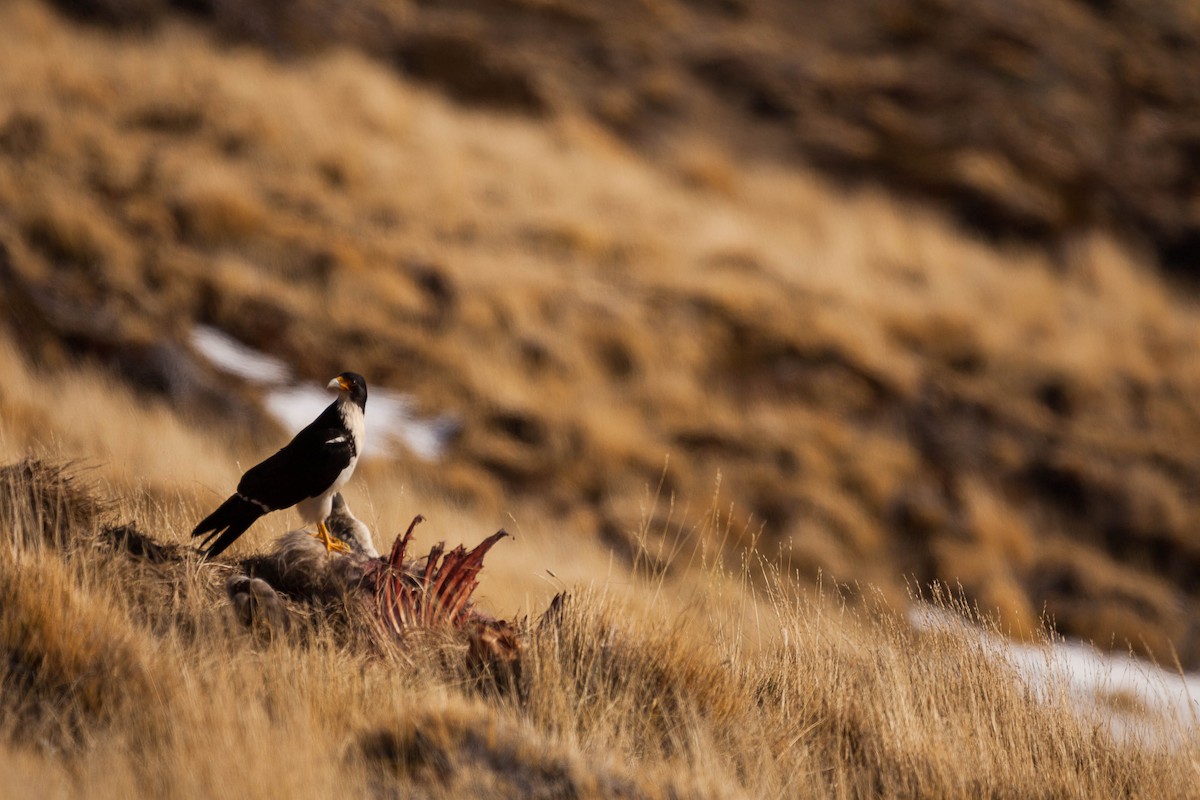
xmin=193 ymin=372 xmax=367 ymax=558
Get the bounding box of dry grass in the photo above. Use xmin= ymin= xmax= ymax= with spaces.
xmin=3 ymin=0 xmax=1200 ymax=667
xmin=0 ymin=454 xmax=1196 ymax=798
xmin=1 ymin=1 xmax=1200 ymax=792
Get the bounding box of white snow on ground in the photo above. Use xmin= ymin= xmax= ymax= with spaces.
xmin=191 ymin=324 xmax=291 ymax=384
xmin=911 ymin=605 xmax=1200 ymax=746
xmin=190 ymin=325 xmax=457 ymax=460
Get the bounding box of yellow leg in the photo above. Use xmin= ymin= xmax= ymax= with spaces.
xmin=313 ymin=520 xmax=352 ymax=554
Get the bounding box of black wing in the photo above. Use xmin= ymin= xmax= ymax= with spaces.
xmin=236 ymin=403 xmax=355 ymax=511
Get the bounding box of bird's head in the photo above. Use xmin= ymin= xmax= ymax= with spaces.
xmin=328 ymin=372 xmax=368 ymax=410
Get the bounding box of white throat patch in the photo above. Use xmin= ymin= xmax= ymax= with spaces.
xmin=337 ymin=395 xmax=366 ymax=456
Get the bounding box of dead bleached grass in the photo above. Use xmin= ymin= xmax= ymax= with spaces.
xmin=0 ymin=455 xmax=1197 ymax=799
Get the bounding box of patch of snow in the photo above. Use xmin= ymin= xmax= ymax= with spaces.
xmin=910 ymin=605 xmax=1200 ymax=746
xmin=366 ymin=391 xmax=460 ymax=462
xmin=190 ymin=325 xmax=456 ymax=461
xmin=190 ymin=325 xmax=292 ymax=385
xmin=1005 ymin=637 xmax=1200 ymax=743
xmin=261 ymin=383 xmax=333 ymax=436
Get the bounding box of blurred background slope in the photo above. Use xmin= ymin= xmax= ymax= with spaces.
xmin=43 ymin=0 xmax=1200 ymax=270
xmin=2 ymin=0 xmax=1200 ymax=666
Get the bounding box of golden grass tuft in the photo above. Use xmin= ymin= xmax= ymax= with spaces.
xmin=171 ymin=166 xmax=267 ymax=246
xmin=19 ymin=193 xmax=126 ymax=272
xmin=0 ymin=551 xmax=155 ymax=747
xmin=669 ymin=136 xmax=739 ymax=195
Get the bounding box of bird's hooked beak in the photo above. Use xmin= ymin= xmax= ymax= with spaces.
xmin=328 ymin=375 xmax=351 ymax=393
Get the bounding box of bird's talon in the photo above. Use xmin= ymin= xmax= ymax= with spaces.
xmin=313 ymin=521 xmax=352 ymax=554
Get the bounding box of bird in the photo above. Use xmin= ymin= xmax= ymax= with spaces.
xmin=326 ymin=491 xmax=379 ymax=558
xmin=192 ymin=371 xmax=368 ymax=558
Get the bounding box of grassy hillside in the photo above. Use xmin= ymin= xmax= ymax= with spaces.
xmin=4 ymin=0 xmax=1200 ymax=665
xmin=44 ymin=0 xmax=1200 ymax=270
xmin=0 ymin=442 xmax=1197 ymax=797
xmin=1 ymin=0 xmax=1200 ymax=793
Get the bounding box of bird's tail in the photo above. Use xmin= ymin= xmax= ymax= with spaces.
xmin=192 ymin=495 xmax=265 ymax=558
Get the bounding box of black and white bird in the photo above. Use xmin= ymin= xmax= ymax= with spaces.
xmin=193 ymin=372 xmax=368 ymax=558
